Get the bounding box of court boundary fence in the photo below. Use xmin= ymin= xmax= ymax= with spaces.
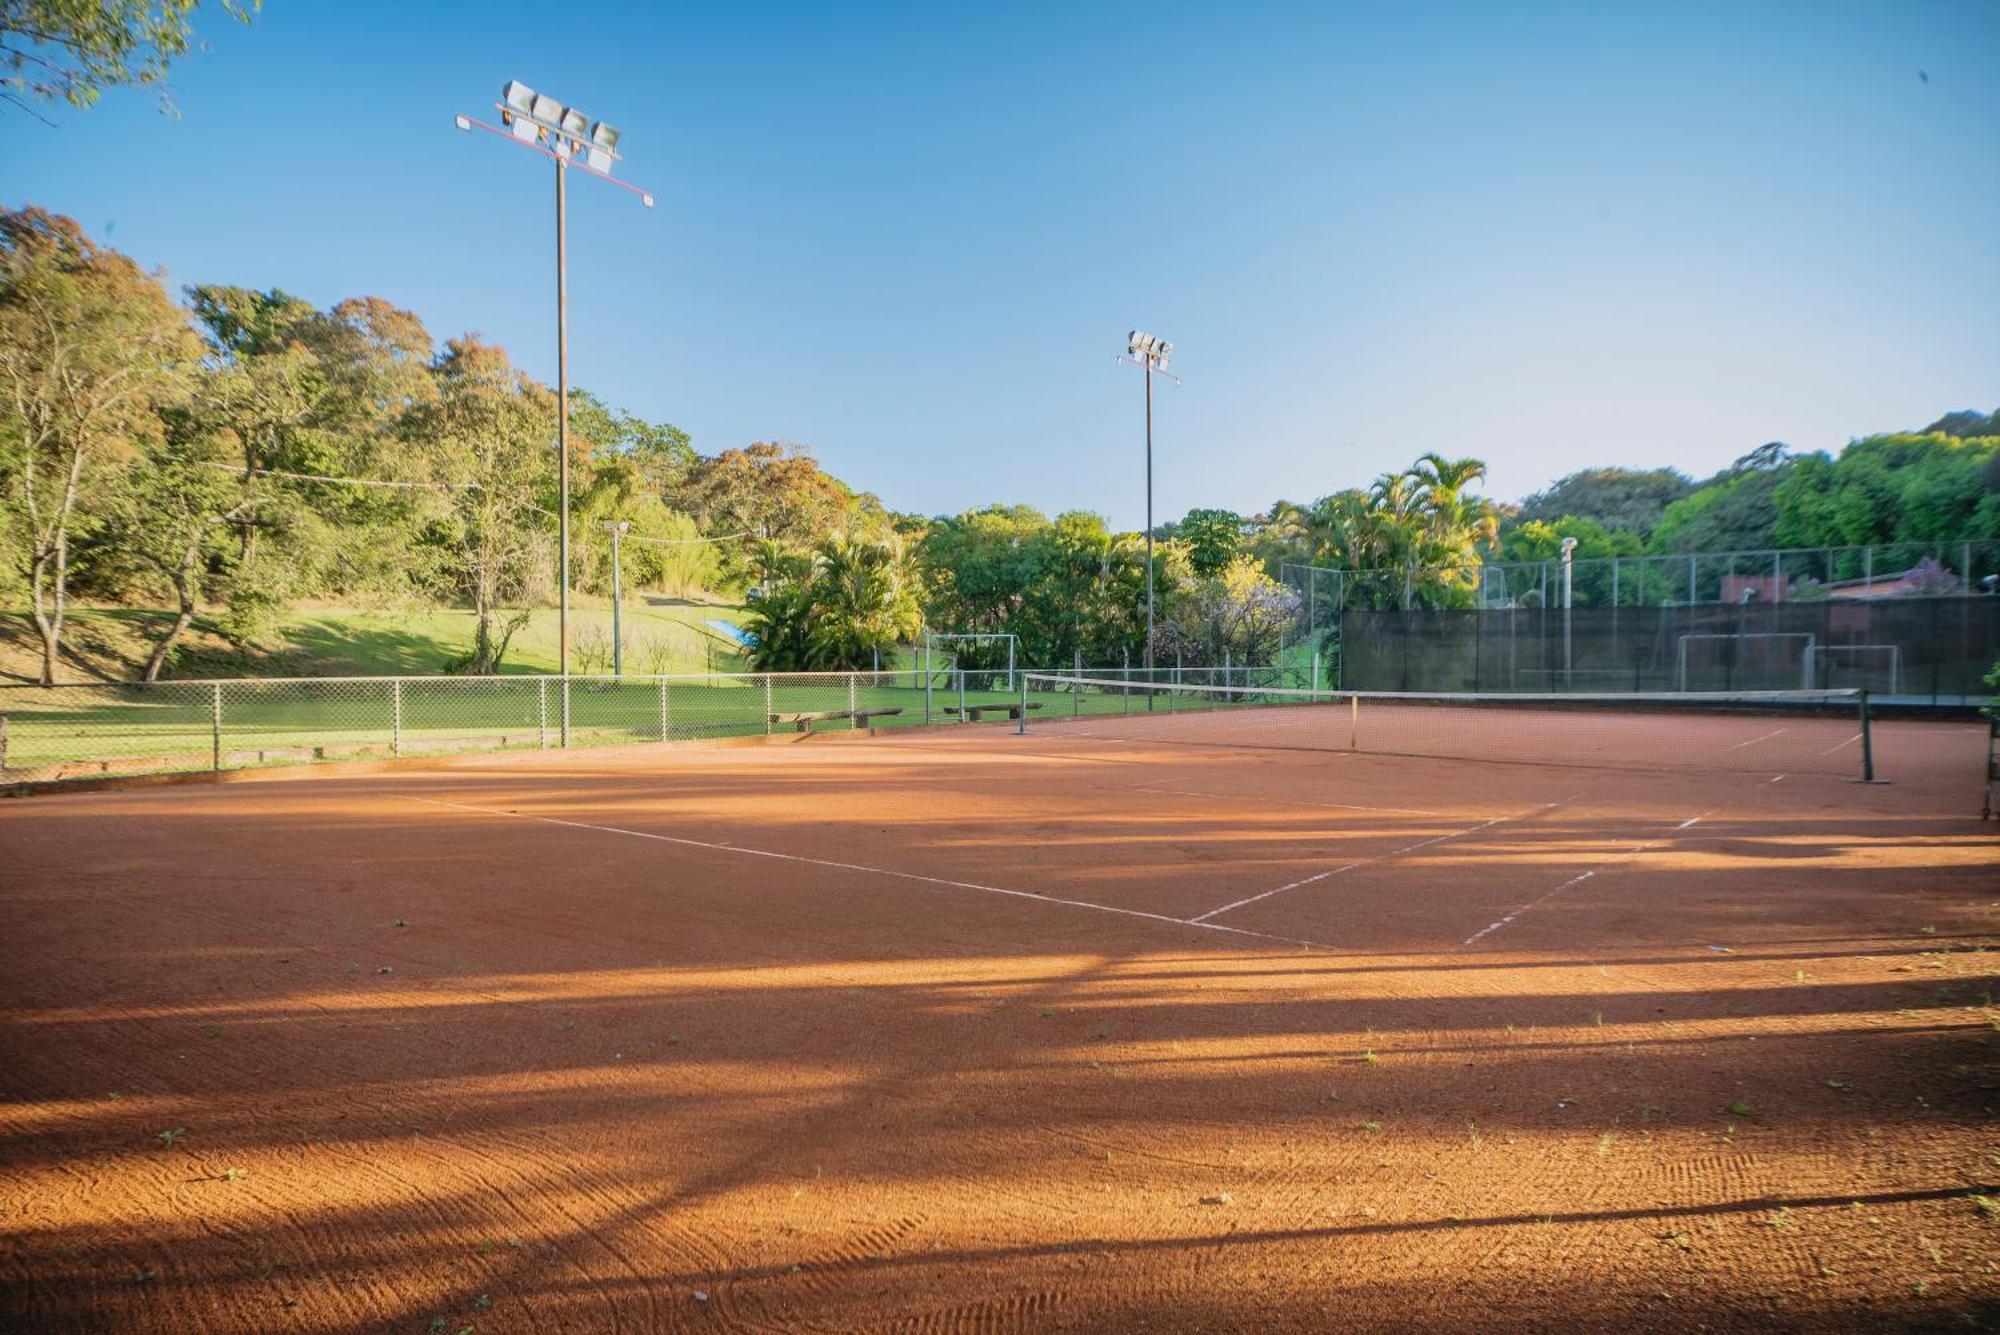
xmin=0 ymin=669 xmax=1032 ymax=783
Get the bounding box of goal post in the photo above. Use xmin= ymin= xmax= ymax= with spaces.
xmin=1674 ymin=632 xmax=1815 ymax=692
xmin=1805 ymin=643 xmax=1902 ymax=695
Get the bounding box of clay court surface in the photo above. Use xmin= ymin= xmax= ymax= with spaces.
xmin=2 ymin=712 xmax=1997 ymax=1332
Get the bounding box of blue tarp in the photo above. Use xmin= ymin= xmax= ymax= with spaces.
xmin=703 ymin=618 xmax=755 ymax=647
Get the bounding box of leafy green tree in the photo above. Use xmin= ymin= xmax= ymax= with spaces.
xmin=0 ymin=207 xmax=198 ymax=683
xmin=1 ymin=0 xmax=257 ymax=116
xmin=400 ymin=337 xmax=555 ymax=673
xmin=1649 ymin=445 xmax=1794 ymax=555
xmin=1516 ymin=466 xmax=1690 ymax=538
xmin=744 ymin=534 xmax=920 ymax=670
xmin=1175 ymin=507 xmax=1243 ymax=575
xmin=98 ymin=426 xmax=252 ymax=679
xmin=1159 ymin=555 xmax=1299 ymax=667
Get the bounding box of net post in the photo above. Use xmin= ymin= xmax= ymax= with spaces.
xmin=211 ymin=682 xmax=223 ymax=771
xmin=1017 ymin=672 xmax=1028 ymax=735
xmin=764 ymin=675 xmax=774 ymax=735
xmin=538 ymin=678 xmax=549 ymax=748
xmin=1348 ymin=693 xmax=1358 ymax=750
xmin=957 ymin=670 xmax=966 ymax=722
xmin=1858 ymin=688 xmax=1874 ymax=782
xmin=659 ymin=676 xmax=671 ymax=742
xmin=848 ymin=672 xmax=858 ymax=729
xmin=392 ymin=679 xmax=403 ymax=757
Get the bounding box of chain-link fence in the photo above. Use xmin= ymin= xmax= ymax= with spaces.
xmin=1283 ymin=539 xmax=2000 ymax=615
xmin=0 ymin=669 xmax=1038 ymax=783
xmin=1332 ymin=597 xmax=2000 ymax=702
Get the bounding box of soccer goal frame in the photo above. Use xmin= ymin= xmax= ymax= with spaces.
xmin=923 ymin=632 xmax=1018 ymax=691
xmin=1674 ymin=632 xmax=1815 ymax=692
xmin=1805 ymin=643 xmax=1902 ymax=695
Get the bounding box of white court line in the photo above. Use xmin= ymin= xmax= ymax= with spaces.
xmin=1461 ymin=806 xmax=1717 ymax=946
xmin=1462 ymin=870 xmax=1600 ymax=946
xmin=1187 ymin=805 xmax=1552 ymax=924
xmin=1128 ymin=785 xmax=1447 ymax=818
xmin=1818 ymin=732 xmax=1862 ymax=756
xmin=404 ymin=796 xmax=1337 ymax=952
xmin=1729 ymin=728 xmax=1786 ymax=750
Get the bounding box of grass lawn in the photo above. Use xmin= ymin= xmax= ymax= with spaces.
xmin=0 ymin=672 xmax=1039 ymax=775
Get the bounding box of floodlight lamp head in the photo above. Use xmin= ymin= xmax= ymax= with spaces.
xmin=586 ymin=120 xmax=619 ymax=171
xmin=560 ymin=106 xmax=589 ymax=140
xmin=500 ymin=80 xmax=540 ymax=141
xmin=1560 ymin=536 xmax=1578 ymax=558
xmin=454 ymin=114 xmax=472 ymax=132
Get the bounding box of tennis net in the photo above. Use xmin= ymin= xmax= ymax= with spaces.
xmin=1017 ymin=674 xmax=1873 ymax=778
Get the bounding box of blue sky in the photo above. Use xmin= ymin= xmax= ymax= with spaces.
xmin=11 ymin=1 xmax=1998 ymax=527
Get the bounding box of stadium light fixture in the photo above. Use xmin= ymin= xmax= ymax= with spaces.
xmin=588 ymin=121 xmax=619 ymax=172
xmin=452 ymin=80 xmax=658 ymax=740
xmin=1117 ymin=330 xmax=1181 ymax=677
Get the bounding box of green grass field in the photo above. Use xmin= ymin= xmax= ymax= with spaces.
xmin=0 ymin=671 xmax=1036 ymax=776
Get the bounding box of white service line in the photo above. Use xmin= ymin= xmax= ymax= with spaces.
xmin=1729 ymin=728 xmax=1786 ymax=750
xmin=1463 ymin=869 xmax=1599 ymax=946
xmin=1460 ymin=806 xmax=1717 ymax=946
xmin=1187 ymin=804 xmax=1555 ymax=924
xmin=1818 ymin=732 xmax=1862 ymax=756
xmin=404 ymin=796 xmax=1336 ymax=952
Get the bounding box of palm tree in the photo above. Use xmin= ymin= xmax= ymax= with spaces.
xmin=746 ymin=534 xmax=920 ymax=670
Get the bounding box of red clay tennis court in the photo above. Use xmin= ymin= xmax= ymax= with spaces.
xmin=2 ymin=695 xmax=1996 ymax=1332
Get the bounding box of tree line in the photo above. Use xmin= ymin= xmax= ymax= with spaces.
xmin=4 ymin=206 xmax=1996 ymax=683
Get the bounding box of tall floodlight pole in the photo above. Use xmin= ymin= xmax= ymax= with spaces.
xmin=602 ymin=520 xmax=630 ymax=676
xmin=455 ymin=82 xmax=654 ymax=743
xmin=1118 ymin=332 xmax=1179 ymax=675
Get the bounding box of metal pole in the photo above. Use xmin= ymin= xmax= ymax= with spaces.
xmin=556 ymin=155 xmax=572 ymax=747
xmin=659 ymin=676 xmax=670 ymax=742
xmin=211 ymin=682 xmax=223 ymax=772
xmin=1143 ymin=361 xmax=1155 ymax=674
xmin=764 ymin=674 xmax=773 ymax=735
xmin=1859 ymin=688 xmax=1874 ymax=782
xmin=538 ymin=678 xmax=548 ymax=747
xmin=610 ymin=525 xmax=623 ymax=677
xmin=392 ymin=679 xmax=403 ymax=757
xmin=1017 ymin=670 xmax=1029 ymax=735
xmin=1562 ymin=545 xmax=1574 ymax=689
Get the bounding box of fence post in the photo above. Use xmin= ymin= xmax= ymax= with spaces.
xmin=764 ymin=675 xmax=774 ymax=735
xmin=392 ymin=678 xmax=403 ymax=757
xmin=210 ymin=682 xmax=223 ymax=771
xmin=659 ymin=677 xmax=670 ymax=742
xmin=538 ymin=679 xmax=549 ymax=748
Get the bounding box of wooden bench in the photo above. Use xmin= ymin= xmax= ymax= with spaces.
xmin=942 ymin=702 xmax=1043 ymax=723
xmin=767 ymin=707 xmax=904 ymax=734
